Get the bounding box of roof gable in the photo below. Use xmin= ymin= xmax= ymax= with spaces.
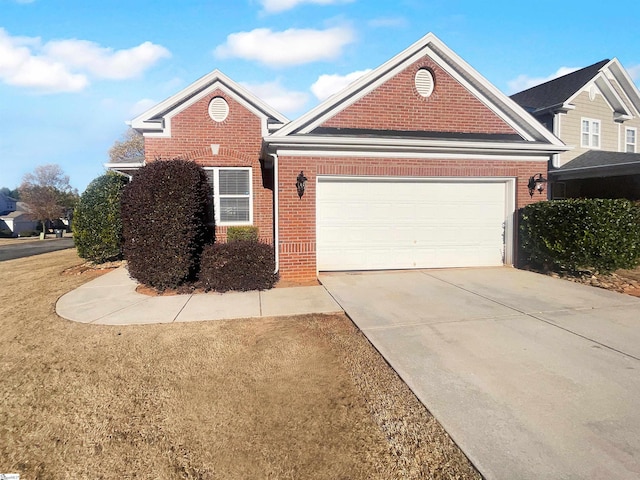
xmin=510 ymin=60 xmax=609 ymax=111
xmin=130 ymin=70 xmax=289 ymax=138
xmin=605 ymin=58 xmax=640 ymax=117
xmin=271 ymin=33 xmax=562 ymax=146
xmin=315 ymin=55 xmax=517 ymax=136
xmin=511 ymin=59 xmax=640 ymax=121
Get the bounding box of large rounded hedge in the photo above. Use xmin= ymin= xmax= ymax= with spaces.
xmin=74 ymin=171 xmax=128 ymax=263
xmin=120 ymin=159 xmax=211 ymax=290
xmin=520 ymin=198 xmax=640 ymax=273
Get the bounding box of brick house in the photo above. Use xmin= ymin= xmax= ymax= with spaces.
xmin=107 ymin=33 xmax=566 ymax=282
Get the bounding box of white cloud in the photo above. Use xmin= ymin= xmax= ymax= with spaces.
xmin=214 ymin=27 xmax=355 ymax=67
xmin=43 ymin=40 xmax=170 ymax=80
xmin=0 ymin=29 xmax=87 ymax=92
xmin=311 ymin=69 xmax=371 ymax=101
xmin=0 ymin=28 xmax=170 ymax=93
xmin=259 ymin=0 xmax=353 ymax=13
xmin=507 ymin=66 xmax=578 ymax=94
xmin=241 ymin=80 xmax=308 ymax=115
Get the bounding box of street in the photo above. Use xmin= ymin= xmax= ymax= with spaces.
xmin=0 ymin=237 xmax=75 ymax=261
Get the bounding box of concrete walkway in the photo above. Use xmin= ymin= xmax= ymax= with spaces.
xmin=57 ymin=267 xmax=342 ymax=325
xmin=321 ymin=268 xmax=640 ymax=480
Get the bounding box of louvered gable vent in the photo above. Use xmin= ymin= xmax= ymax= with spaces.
xmin=415 ymin=68 xmax=435 ymax=98
xmin=208 ymin=97 xmax=229 ymax=122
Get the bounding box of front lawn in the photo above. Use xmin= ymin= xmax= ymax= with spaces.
xmin=0 ymin=250 xmax=480 ymax=479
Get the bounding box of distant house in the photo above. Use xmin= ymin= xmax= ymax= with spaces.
xmin=0 ymin=201 xmax=38 ymax=236
xmin=0 ymin=192 xmax=17 ymax=215
xmin=511 ymin=59 xmax=640 ymax=199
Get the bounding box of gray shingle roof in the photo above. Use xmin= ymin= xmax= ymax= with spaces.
xmin=310 ymin=127 xmax=524 ymax=142
xmin=510 ymin=60 xmax=610 ymax=111
xmin=556 ymin=150 xmax=640 ymax=170
xmin=549 ymin=150 xmax=640 ymax=180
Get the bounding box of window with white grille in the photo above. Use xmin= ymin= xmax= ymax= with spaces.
xmin=204 ymin=167 xmax=252 ymax=225
xmin=581 ymin=118 xmax=601 ymax=148
xmin=626 ymin=127 xmax=637 ymax=153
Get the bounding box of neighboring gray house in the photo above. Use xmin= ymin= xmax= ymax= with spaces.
xmin=511 ymin=59 xmax=640 ymax=199
xmin=0 ymin=201 xmax=38 ymax=236
xmin=0 ymin=192 xmax=17 ymax=215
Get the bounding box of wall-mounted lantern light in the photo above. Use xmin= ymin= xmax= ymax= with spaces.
xmin=296 ymin=171 xmax=307 ymax=198
xmin=527 ymin=173 xmax=547 ymax=198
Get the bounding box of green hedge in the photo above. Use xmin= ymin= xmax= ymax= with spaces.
xmin=74 ymin=171 xmax=128 ymax=263
xmin=120 ymin=159 xmax=211 ymax=290
xmin=227 ymin=226 xmax=259 ymax=242
xmin=520 ymin=199 xmax=640 ymax=273
xmin=197 ymin=241 xmax=277 ymax=292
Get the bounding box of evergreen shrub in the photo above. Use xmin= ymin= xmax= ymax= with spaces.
xmin=120 ymin=159 xmax=211 ymax=290
xmin=226 ymin=226 xmax=259 ymax=242
xmin=520 ymin=198 xmax=640 ymax=273
xmin=74 ymin=171 xmax=128 ymax=263
xmin=197 ymin=240 xmax=277 ymax=292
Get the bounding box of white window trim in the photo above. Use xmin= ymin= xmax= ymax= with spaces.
xmin=626 ymin=127 xmax=637 ymax=153
xmin=205 ymin=167 xmax=253 ymax=226
xmin=581 ymin=117 xmax=601 ymax=149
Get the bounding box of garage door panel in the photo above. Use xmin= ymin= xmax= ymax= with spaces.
xmin=317 ymin=177 xmax=510 ymax=271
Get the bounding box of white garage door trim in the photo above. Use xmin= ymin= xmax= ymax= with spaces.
xmin=316 ymin=176 xmax=516 ymax=272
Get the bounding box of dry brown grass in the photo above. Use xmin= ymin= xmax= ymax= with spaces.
xmin=0 ymin=250 xmax=480 ymax=479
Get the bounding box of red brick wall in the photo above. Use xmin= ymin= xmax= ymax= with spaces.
xmin=321 ymin=56 xmax=516 ymax=135
xmin=144 ymin=90 xmax=273 ymax=243
xmin=277 ymin=156 xmax=547 ymax=281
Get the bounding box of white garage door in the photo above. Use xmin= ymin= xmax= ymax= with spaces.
xmin=316 ymin=177 xmax=512 ymax=271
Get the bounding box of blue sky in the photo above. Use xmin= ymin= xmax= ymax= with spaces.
xmin=1 ymin=0 xmax=639 ymax=192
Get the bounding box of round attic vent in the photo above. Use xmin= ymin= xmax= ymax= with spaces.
xmin=415 ymin=68 xmax=435 ymax=98
xmin=208 ymin=97 xmax=229 ymax=122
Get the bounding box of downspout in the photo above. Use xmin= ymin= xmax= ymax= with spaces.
xmin=269 ymin=153 xmax=279 ymax=275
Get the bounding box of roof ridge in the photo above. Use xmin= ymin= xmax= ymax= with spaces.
xmin=513 ymin=59 xmax=610 ymax=96
xmin=510 ymin=59 xmax=611 ymax=111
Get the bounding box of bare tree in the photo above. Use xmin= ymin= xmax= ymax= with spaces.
xmin=109 ymin=128 xmax=144 ymax=164
xmin=19 ymin=164 xmax=78 ymax=237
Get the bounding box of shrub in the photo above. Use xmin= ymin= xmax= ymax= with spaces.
xmin=74 ymin=171 xmax=128 ymax=263
xmin=198 ymin=241 xmax=278 ymax=292
xmin=17 ymin=230 xmax=37 ymax=237
xmin=520 ymin=199 xmax=640 ymax=273
xmin=0 ymin=229 xmax=13 ymax=238
xmin=121 ymin=159 xmax=211 ymax=290
xmin=227 ymin=226 xmax=259 ymax=243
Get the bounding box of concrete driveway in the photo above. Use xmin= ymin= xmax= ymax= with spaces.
xmin=320 ymin=268 xmax=640 ymax=480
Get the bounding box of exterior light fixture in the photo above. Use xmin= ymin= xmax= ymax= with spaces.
xmin=296 ymin=171 xmax=307 ymax=198
xmin=527 ymin=173 xmax=547 ymax=198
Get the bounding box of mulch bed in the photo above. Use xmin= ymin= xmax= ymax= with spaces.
xmin=536 ymin=268 xmax=640 ymax=297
